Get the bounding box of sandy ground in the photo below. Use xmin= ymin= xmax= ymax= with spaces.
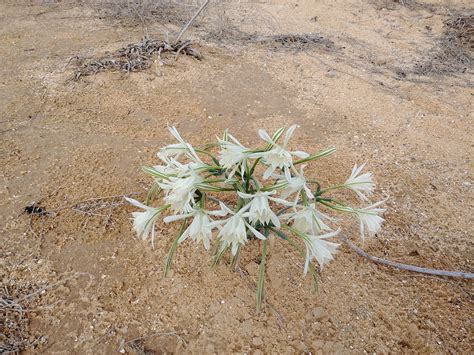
xmin=1 ymin=0 xmax=473 ymax=353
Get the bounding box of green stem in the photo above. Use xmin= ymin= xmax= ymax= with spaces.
xmin=318 ymin=199 xmax=353 ymax=213
xmin=317 ymin=184 xmax=345 ymax=195
xmin=249 ymin=157 xmax=261 ymax=177
xmin=194 ymin=148 xmax=220 ymax=165
xmin=256 ymin=238 xmax=268 ymax=312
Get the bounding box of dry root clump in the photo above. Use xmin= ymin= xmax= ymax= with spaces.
xmin=72 ymin=38 xmax=202 ymax=80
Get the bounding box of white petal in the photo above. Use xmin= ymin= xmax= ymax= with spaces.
xmin=169 ymin=126 xmax=186 ymax=145
xmin=245 ymin=222 xmax=266 ymax=240
xmin=163 ymin=213 xmax=192 ymax=223
xmin=263 ymin=166 xmax=274 ymax=180
xmin=219 ymin=201 xmax=234 ymax=215
xmin=268 ymin=196 xmax=294 ymax=206
xmin=237 ymin=191 xmax=254 ymax=199
xmin=284 ymin=124 xmax=298 ymax=146
xmin=292 ymin=150 xmax=310 ymax=158
xmin=125 ymin=197 xmax=149 ymax=210
xmin=258 ymin=129 xmax=273 ymax=143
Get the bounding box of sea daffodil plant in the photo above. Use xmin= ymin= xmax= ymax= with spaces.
xmin=126 ymin=125 xmax=386 ymax=310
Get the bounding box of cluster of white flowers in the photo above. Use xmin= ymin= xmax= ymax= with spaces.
xmin=126 ymin=125 xmax=386 ymax=308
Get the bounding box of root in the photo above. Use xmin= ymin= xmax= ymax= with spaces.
xmin=71 ymin=39 xmax=202 ymax=80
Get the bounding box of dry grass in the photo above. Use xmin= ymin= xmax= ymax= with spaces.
xmin=86 ymin=0 xmax=198 ymax=26
xmin=414 ymin=13 xmax=473 ymax=75
xmin=1 ymin=286 xmax=46 ymax=353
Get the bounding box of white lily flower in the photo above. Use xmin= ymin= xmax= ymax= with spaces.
xmin=300 ymin=229 xmax=340 ymax=274
xmin=218 ymin=133 xmax=252 ymax=179
xmin=158 ymin=126 xmax=202 ymax=163
xmin=237 ymin=190 xmax=293 ymax=228
xmin=147 ymin=159 xmax=187 ymax=180
xmin=125 ymin=197 xmax=167 ymax=248
xmin=153 ymin=157 xmax=207 ymax=178
xmin=218 ymin=203 xmax=266 ymax=255
xmin=277 ymin=166 xmax=314 ymax=201
xmin=354 ymin=200 xmax=386 ymax=240
xmin=158 ymin=172 xmax=203 ymax=212
xmin=164 ymin=208 xmax=227 ymax=250
xmin=344 ymin=163 xmax=375 ymax=201
xmin=253 ymin=125 xmax=310 ymax=179
xmin=283 ymin=203 xmax=332 ymax=234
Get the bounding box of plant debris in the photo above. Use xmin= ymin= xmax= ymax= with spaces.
xmin=205 ymin=30 xmax=334 ymax=52
xmin=261 ymin=33 xmax=334 ymax=51
xmin=445 ymin=14 xmax=474 ymax=50
xmin=24 ymin=204 xmax=47 ymax=216
xmin=413 ymin=14 xmax=473 ymax=75
xmin=72 ymin=38 xmax=202 ymax=80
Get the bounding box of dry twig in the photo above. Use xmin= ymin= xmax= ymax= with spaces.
xmin=341 ymin=236 xmax=474 ymax=279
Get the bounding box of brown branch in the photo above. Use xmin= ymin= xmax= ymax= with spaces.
xmin=340 ymin=236 xmax=474 ymax=279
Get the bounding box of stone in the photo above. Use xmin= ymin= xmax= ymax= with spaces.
xmin=294 ymin=341 xmax=307 ymax=352
xmin=312 ymin=339 xmax=325 ymax=350
xmin=252 ymin=336 xmax=264 ymax=347
xmin=242 ymin=319 xmax=253 ymax=335
xmin=312 ymin=306 xmax=327 ymax=320
xmin=245 ymin=261 xmax=259 ymax=276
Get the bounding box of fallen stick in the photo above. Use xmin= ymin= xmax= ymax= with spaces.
xmin=340 ymin=236 xmax=474 ymax=279
xmin=175 ymin=0 xmax=210 ymax=44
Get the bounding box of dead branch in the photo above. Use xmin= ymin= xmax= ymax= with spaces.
xmin=49 ymin=192 xmax=141 ymax=214
xmin=124 ymin=331 xmax=188 ymax=346
xmin=341 ymin=236 xmax=474 ymax=279
xmin=175 ymin=0 xmax=210 ymax=43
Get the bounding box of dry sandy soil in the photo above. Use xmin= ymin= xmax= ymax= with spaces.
xmin=1 ymin=0 xmax=473 ymax=353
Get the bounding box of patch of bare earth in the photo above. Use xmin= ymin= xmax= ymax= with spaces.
xmin=1 ymin=0 xmax=472 ymax=353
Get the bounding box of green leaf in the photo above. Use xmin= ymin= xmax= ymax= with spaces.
xmin=269 ymin=227 xmax=288 ymax=240
xmin=146 ymin=183 xmax=162 ymax=205
xmin=164 ymin=219 xmax=188 ymax=277
xmin=211 ymin=239 xmax=227 ymax=267
xmin=266 ymin=127 xmax=285 ymax=151
xmin=294 ymin=147 xmax=336 ymax=165
xmin=142 ymin=166 xmax=172 ymax=180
